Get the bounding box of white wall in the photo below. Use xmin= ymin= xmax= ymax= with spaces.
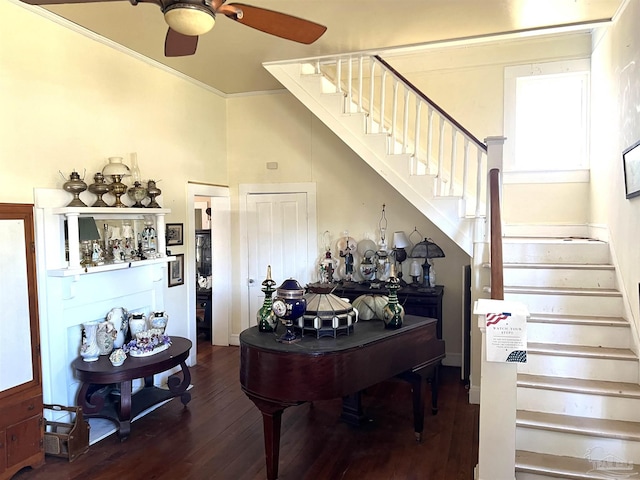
xmin=591 ymin=0 xmax=640 ymax=343
xmin=0 ymin=1 xmax=227 ymax=365
xmin=227 ymin=92 xmax=469 ymax=365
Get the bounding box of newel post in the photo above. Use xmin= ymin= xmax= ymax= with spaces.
xmin=474 ymin=298 xmax=529 ymax=480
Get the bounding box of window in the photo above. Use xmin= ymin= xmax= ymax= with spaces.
xmin=504 ymin=59 xmax=590 ymax=182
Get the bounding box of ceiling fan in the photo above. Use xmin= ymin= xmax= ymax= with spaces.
xmin=20 ymin=0 xmax=328 ymax=57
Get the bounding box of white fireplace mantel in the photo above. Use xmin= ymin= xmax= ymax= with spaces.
xmin=34 ymin=188 xmax=175 ymax=408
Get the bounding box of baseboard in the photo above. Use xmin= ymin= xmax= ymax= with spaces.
xmin=442 ymin=352 xmax=462 ymax=367
xmin=468 ymin=385 xmax=480 ymax=404
xmin=503 ymin=224 xmax=589 ymax=238
xmin=230 ymin=334 xmax=240 ymax=346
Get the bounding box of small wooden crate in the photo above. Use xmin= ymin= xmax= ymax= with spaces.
xmin=43 ymin=404 xmax=90 ymax=462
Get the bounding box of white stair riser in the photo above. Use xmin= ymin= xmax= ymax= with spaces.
xmin=527 ymin=322 xmax=630 ymax=349
xmin=515 ymin=473 xmax=560 ymax=480
xmin=516 ymin=427 xmax=640 ymax=464
xmin=517 ymin=387 xmax=640 ymax=422
xmin=503 ymin=242 xmax=610 ymax=265
xmin=504 ymin=292 xmax=623 ymax=317
xmin=518 ymin=354 xmax=638 ymax=383
xmin=504 ymin=266 xmax=616 ymax=289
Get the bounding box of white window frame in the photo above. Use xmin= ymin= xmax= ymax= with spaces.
xmin=503 ymin=58 xmax=591 ymax=184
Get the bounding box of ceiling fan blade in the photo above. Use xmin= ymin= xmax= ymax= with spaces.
xmin=20 ymin=0 xmax=120 ymax=4
xmin=19 ymin=0 xmax=161 ymax=5
xmin=220 ymin=3 xmax=326 ymax=44
xmin=165 ymin=28 xmax=198 ymax=57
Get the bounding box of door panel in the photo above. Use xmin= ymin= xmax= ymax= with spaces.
xmin=247 ymin=193 xmax=309 ymax=326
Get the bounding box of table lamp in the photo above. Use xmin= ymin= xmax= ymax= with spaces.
xmin=410 ymin=238 xmax=446 ymax=287
xmin=79 ymin=217 xmax=101 ymax=266
xmin=392 ymin=231 xmax=410 ymax=286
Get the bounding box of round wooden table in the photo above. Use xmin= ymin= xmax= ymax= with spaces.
xmin=73 ymin=336 xmax=192 ymax=440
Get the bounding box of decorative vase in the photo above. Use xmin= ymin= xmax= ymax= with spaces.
xmin=272 ymin=278 xmax=306 ymax=343
xmin=80 ymin=321 xmax=101 ymax=362
xmin=382 ymin=269 xmax=404 ymax=329
xmin=109 ymin=348 xmax=127 ymax=367
xmin=150 ymin=311 xmax=169 ymax=334
xmin=106 ymin=307 xmax=129 ymax=348
xmin=257 ymin=266 xmax=277 ymax=332
xmin=146 ymin=180 xmax=162 ymax=208
xmin=88 ymin=172 xmax=110 ymax=207
xmin=128 ymin=312 xmax=147 ymax=338
xmin=96 ymin=320 xmax=117 ymax=355
xmin=61 ymin=170 xmax=88 ymax=207
xmin=127 ymin=181 xmax=147 ymax=208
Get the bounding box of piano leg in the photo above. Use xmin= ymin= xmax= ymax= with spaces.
xmin=340 ymin=391 xmax=370 ymax=426
xmin=398 ymin=359 xmax=441 ymax=442
xmin=261 ymin=409 xmax=283 ymax=480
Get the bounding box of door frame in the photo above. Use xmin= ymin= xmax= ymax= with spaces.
xmin=186 ymin=182 xmax=231 ymax=355
xmin=239 ymin=183 xmax=317 ymax=335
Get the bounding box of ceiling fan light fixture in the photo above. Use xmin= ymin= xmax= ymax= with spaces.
xmin=164 ymin=3 xmax=215 ymax=36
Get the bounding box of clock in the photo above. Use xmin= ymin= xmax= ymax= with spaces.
xmin=272 ymin=299 xmax=288 ymax=318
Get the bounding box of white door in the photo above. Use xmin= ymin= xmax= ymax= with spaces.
xmin=246 ymin=192 xmax=310 ymax=327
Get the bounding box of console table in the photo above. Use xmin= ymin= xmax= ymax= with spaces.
xmin=240 ymin=315 xmax=445 ymax=480
xmin=333 ymin=283 xmax=444 ymax=339
xmin=72 ymin=336 xmax=192 ymax=441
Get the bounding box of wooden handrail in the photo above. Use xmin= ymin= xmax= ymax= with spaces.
xmin=374 ymin=55 xmax=487 ymax=152
xmin=489 ymin=168 xmax=504 ymax=300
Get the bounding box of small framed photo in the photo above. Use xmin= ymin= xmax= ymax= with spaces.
xmin=166 ymin=223 xmax=184 ymax=246
xmin=623 ymin=139 xmax=640 ymax=199
xmin=168 ymin=254 xmax=184 ymax=288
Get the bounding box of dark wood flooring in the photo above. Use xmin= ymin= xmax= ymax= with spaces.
xmin=14 ymin=338 xmax=479 ymax=480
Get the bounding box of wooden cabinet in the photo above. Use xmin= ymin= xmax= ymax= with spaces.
xmin=0 ymin=204 xmax=44 ymax=479
xmin=332 ymin=284 xmax=444 ymax=339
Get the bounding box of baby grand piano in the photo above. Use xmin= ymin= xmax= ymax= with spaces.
xmin=239 ymin=315 xmax=446 ymax=480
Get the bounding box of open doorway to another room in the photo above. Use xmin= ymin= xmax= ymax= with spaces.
xmin=194 ymin=197 xmax=212 ymax=342
xmin=186 ymin=183 xmax=230 ymax=364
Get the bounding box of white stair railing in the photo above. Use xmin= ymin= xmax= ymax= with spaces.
xmin=311 ymin=54 xmax=489 ymax=218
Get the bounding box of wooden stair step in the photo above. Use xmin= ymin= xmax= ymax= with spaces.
xmin=516 ymin=450 xmax=640 ymax=479
xmin=527 ymin=343 xmax=636 ymax=360
xmin=517 ymin=410 xmax=640 ymax=441
xmin=517 ymin=374 xmax=640 ymax=399
xmin=528 ymin=314 xmax=628 ymax=327
xmin=505 ymin=286 xmax=621 ymax=297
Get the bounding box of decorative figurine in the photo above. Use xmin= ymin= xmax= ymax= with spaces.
xmin=340 ymin=245 xmax=354 ymax=281
xmin=382 ymin=265 xmax=404 ymax=329
xmin=257 ymin=266 xmax=277 ymax=332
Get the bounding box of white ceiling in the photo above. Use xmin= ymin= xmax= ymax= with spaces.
xmin=32 ymin=0 xmax=624 ymax=95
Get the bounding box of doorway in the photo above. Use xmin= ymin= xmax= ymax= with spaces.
xmin=186 ymin=183 xmax=230 ymax=359
xmin=239 ymin=183 xmax=317 ymax=335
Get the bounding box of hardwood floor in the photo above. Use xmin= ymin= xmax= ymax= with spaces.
xmin=14 ymin=339 xmax=479 ymax=480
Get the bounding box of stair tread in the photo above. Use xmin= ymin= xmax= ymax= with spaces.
xmin=505 ymin=286 xmax=621 ymax=296
xmin=517 ymin=410 xmax=640 ymax=440
xmin=527 ymin=342 xmax=637 ymax=359
xmin=503 ymin=237 xmax=605 ymax=244
xmin=504 ymin=263 xmax=614 ymax=269
xmin=516 ymin=450 xmax=640 ymax=479
xmin=528 ymin=313 xmax=628 ymax=326
xmin=517 ymin=373 xmax=640 ymax=398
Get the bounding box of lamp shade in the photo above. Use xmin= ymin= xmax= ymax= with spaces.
xmin=392 ymin=231 xmax=410 ymax=249
xmin=410 ymin=238 xmax=445 ymax=259
xmin=102 ymin=157 xmax=131 ymax=177
xmin=164 ymin=4 xmax=216 ymax=36
xmin=78 ymin=217 xmax=100 ymax=242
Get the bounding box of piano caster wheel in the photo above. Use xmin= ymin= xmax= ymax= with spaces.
xmin=415 ymin=431 xmax=422 ymax=442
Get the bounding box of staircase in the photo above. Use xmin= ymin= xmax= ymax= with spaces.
xmin=264 ymin=53 xmax=640 ymax=478
xmin=502 ymin=237 xmax=640 ymax=479
xmin=264 ymin=54 xmax=499 ymax=257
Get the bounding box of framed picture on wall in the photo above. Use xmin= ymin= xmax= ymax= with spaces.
xmin=623 ymin=139 xmax=640 ymax=199
xmin=168 ymin=254 xmax=184 ymax=287
xmin=166 ymin=223 xmax=184 ymax=246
